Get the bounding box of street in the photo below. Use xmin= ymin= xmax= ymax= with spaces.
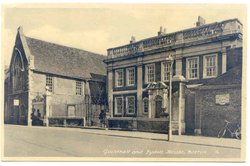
xmin=3 ymin=125 xmax=241 ymax=158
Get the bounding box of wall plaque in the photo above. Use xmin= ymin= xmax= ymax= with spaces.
xmin=215 ymin=94 xmax=230 ymax=105
xmin=13 ymin=99 xmax=19 ymax=106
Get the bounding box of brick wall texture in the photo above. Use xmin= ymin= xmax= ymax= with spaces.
xmin=195 ymin=86 xmax=241 ymax=137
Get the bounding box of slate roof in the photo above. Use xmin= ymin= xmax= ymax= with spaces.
xmin=25 ymin=36 xmax=106 ymax=80
xmin=203 ymin=65 xmax=242 ymax=86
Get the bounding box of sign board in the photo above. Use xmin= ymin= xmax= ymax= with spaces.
xmin=13 ymin=99 xmax=19 ymax=106
xmin=215 ymin=94 xmax=230 ymax=105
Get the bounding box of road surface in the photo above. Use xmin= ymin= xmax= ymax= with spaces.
xmin=3 ymin=125 xmax=241 ymax=158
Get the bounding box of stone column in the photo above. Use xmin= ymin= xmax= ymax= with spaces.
xmin=175 ymin=59 xmax=182 ymax=76
xmin=107 ymin=66 xmax=113 ymax=118
xmin=222 ymin=48 xmax=227 ymax=74
xmin=85 ymin=81 xmax=91 ymax=96
xmin=148 ymin=90 xmax=153 ymax=118
xmin=45 ymin=87 xmax=52 ymax=127
xmin=27 ymin=69 xmax=33 ymax=126
xmin=85 ymin=81 xmax=91 ymax=125
xmin=137 ymin=57 xmax=143 ymax=117
xmin=178 ymin=82 xmax=186 ymax=135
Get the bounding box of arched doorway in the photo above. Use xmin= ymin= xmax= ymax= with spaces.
xmin=155 ymin=95 xmax=163 ymax=118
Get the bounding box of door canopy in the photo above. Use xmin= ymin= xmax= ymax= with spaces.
xmin=146 ymin=81 xmax=169 ymax=90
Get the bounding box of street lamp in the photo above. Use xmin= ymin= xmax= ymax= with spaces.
xmin=167 ymin=55 xmax=174 ymax=141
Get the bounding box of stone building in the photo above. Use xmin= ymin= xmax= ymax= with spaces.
xmin=104 ymin=17 xmax=243 ymax=134
xmin=4 ymin=27 xmax=107 ymax=127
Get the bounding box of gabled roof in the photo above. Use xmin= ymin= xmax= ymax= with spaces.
xmin=24 ymin=35 xmax=106 ymax=80
xmin=16 ymin=27 xmax=106 ymax=80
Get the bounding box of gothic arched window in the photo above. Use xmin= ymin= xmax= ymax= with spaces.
xmin=12 ymin=48 xmax=25 ymax=91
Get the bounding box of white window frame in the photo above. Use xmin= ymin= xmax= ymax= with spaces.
xmin=145 ymin=63 xmax=155 ymax=83
xmin=143 ymin=97 xmax=149 ymax=113
xmin=186 ymin=57 xmax=199 ymax=80
xmin=115 ymin=69 xmax=124 ymax=87
xmin=126 ymin=67 xmax=135 ymax=86
xmin=161 ymin=62 xmax=171 ymax=81
xmin=126 ymin=96 xmax=135 ymax=114
xmin=115 ymin=96 xmax=123 ymax=115
xmin=76 ymin=81 xmax=82 ymax=95
xmin=203 ymin=54 xmax=218 ymax=79
xmin=46 ymin=75 xmax=54 ymax=93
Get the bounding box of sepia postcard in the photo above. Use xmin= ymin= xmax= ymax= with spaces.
xmin=0 ymin=3 xmax=247 ymax=162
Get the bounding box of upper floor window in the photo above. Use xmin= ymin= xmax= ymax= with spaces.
xmin=46 ymin=75 xmax=53 ymax=93
xmin=115 ymin=96 xmax=123 ymax=115
xmin=76 ymin=81 xmax=82 ymax=95
xmin=186 ymin=57 xmax=199 ymax=79
xmin=161 ymin=62 xmax=171 ymax=81
xmin=143 ymin=97 xmax=149 ymax=113
xmin=115 ymin=69 xmax=124 ymax=87
xmin=126 ymin=68 xmax=135 ymax=86
xmin=145 ymin=64 xmax=155 ymax=83
xmin=203 ymin=54 xmax=217 ymax=78
xmin=126 ymin=96 xmax=135 ymax=114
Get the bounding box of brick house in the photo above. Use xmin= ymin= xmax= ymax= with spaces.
xmin=4 ymin=27 xmax=107 ymax=127
xmin=104 ymin=17 xmax=243 ymax=134
xmin=192 ymin=65 xmax=242 ymax=137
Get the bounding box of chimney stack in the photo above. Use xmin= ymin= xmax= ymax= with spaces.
xmin=130 ymin=36 xmax=136 ymax=44
xmin=158 ymin=26 xmax=166 ymax=36
xmin=196 ymin=16 xmax=206 ymax=27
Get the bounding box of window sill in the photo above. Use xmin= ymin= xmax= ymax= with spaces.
xmin=126 ymin=84 xmax=136 ymax=87
xmin=114 ymin=113 xmax=123 ymax=116
xmin=187 ymin=77 xmax=199 ymax=81
xmin=126 ymin=113 xmax=136 ymax=115
xmin=203 ymin=76 xmax=217 ymax=79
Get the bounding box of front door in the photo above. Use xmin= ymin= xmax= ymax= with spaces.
xmin=155 ymin=95 xmax=163 ymax=118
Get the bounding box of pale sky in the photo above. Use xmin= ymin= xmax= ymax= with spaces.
xmin=2 ymin=4 xmax=246 ymax=67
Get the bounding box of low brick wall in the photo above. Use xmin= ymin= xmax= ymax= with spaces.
xmin=108 ymin=118 xmax=169 ymax=133
xmin=48 ymin=117 xmax=85 ymax=127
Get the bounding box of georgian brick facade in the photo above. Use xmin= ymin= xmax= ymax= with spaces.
xmin=104 ymin=17 xmax=243 ymax=134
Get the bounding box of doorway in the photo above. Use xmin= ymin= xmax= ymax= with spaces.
xmin=155 ymin=95 xmax=163 ymax=118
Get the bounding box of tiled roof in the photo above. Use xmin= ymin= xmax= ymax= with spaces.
xmin=25 ymin=36 xmax=106 ymax=79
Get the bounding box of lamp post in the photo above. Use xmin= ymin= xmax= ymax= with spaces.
xmin=167 ymin=55 xmax=174 ymax=141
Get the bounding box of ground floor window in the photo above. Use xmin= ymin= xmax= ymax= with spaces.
xmin=126 ymin=96 xmax=135 ymax=114
xmin=115 ymin=97 xmax=123 ymax=115
xmin=143 ymin=97 xmax=149 ymax=113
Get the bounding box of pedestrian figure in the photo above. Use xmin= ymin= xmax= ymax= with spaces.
xmin=31 ymin=109 xmax=38 ymax=126
xmin=99 ymin=109 xmax=106 ymax=128
xmin=37 ymin=109 xmax=41 ymax=118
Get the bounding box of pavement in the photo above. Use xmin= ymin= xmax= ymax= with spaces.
xmin=3 ymin=124 xmax=242 ymax=158
xmin=80 ymin=126 xmax=241 ymax=149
